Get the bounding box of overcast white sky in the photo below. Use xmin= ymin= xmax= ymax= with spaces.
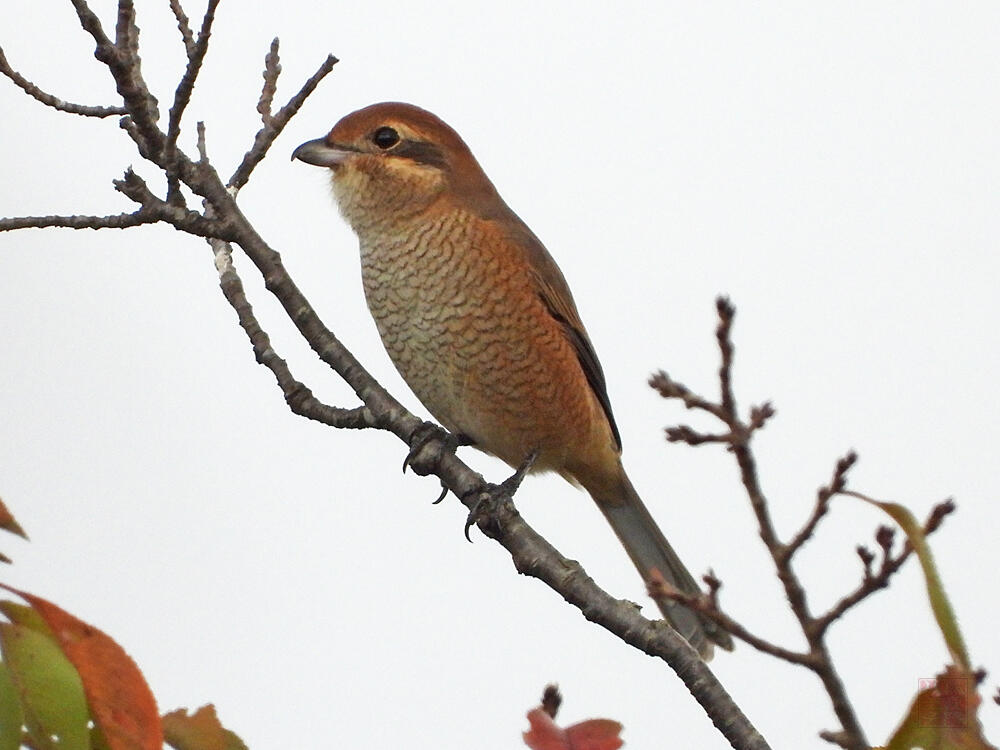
xmin=2 ymin=2 xmax=999 ymax=748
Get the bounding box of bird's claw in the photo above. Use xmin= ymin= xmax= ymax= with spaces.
xmin=402 ymin=421 xmax=449 ymax=474
xmin=402 ymin=423 xmax=474 ymax=473
xmin=432 ymin=481 xmax=449 ymax=505
xmin=403 ymin=423 xmax=476 ymax=505
xmin=463 ymin=494 xmax=488 ymax=542
xmin=462 ymin=449 xmax=538 ymax=542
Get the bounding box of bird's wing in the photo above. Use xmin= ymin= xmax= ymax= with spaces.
xmin=506 ymin=219 xmax=623 ymax=453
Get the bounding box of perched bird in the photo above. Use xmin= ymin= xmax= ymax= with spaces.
xmin=293 ymin=102 xmax=731 ymax=658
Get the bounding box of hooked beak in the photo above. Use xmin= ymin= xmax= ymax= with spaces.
xmin=291 ymin=137 xmax=355 ymax=168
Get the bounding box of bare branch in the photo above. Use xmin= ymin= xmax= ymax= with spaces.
xmin=115 ymin=0 xmax=136 ymax=50
xmin=258 ymin=38 xmax=280 ymax=123
xmin=856 ymin=545 xmax=875 ymax=579
xmin=71 ymin=0 xmax=163 ymax=157
xmin=111 ymin=169 xmax=229 ymax=238
xmin=164 ymin=0 xmax=219 ymax=202
xmin=925 ymin=497 xmax=956 ymax=534
xmin=650 ymin=576 xmax=817 ymax=667
xmin=715 ymin=296 xmax=738 ymax=418
xmin=476 ymin=486 xmax=770 ymax=750
xmin=0 ymin=47 xmax=126 ymax=117
xmin=664 ymin=424 xmax=734 ymax=445
xmin=0 ymin=169 xmax=225 ymax=237
xmin=649 ymin=370 xmax=730 ymax=422
xmin=168 ymin=0 xmax=196 ymax=56
xmin=651 ymin=300 xmax=871 ymax=750
xmin=69 ymin=0 xmax=114 ymax=48
xmin=747 ymin=402 xmax=775 ymax=431
xmin=166 ymin=0 xmax=219 ymax=158
xmin=228 ymin=52 xmax=338 ymax=190
xmin=812 ymin=499 xmax=953 ymax=634
xmin=213 ymin=241 xmax=376 ymax=430
xmin=785 ymin=452 xmax=858 ymax=559
xmin=0 ymin=212 xmax=157 ymax=232
xmin=196 ymin=121 xmax=208 ymax=162
xmin=270 ymin=53 xmax=338 ymax=129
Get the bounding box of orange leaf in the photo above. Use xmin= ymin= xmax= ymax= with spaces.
xmin=162 ymin=705 xmax=247 ymax=750
xmin=523 ymin=707 xmax=623 ymax=750
xmin=0 ymin=585 xmax=161 ymax=750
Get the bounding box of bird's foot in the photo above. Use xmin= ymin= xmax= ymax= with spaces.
xmin=462 ymin=450 xmax=538 ymax=541
xmin=402 ymin=421 xmax=473 ymax=474
xmin=402 ymin=422 xmax=474 ymax=504
xmin=499 ymin=449 xmax=539 ymax=496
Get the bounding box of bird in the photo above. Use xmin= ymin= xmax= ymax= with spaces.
xmin=292 ymin=102 xmax=732 ymax=658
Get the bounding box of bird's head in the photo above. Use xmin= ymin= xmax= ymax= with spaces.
xmin=293 ymin=102 xmax=500 ymax=231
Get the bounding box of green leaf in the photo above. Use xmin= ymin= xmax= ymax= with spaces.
xmin=0 ymin=601 xmax=56 ymax=639
xmin=857 ymin=496 xmax=970 ymax=670
xmin=0 ymin=660 xmax=25 ymax=750
xmin=0 ymin=623 xmax=91 ymax=750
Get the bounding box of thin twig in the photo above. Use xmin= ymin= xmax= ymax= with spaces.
xmin=812 ymin=499 xmax=953 ymax=635
xmin=258 ymin=38 xmax=280 ymax=124
xmin=228 ymin=52 xmax=338 ymax=190
xmin=653 ymin=583 xmax=817 ymax=667
xmin=785 ymin=452 xmax=858 ymax=560
xmin=111 ymin=169 xmax=229 ymax=238
xmin=0 ymin=212 xmax=157 ymax=232
xmin=165 ymin=0 xmax=220 ymax=203
xmin=0 ymin=47 xmax=126 ymax=117
xmin=214 ymin=242 xmax=376 ymax=430
xmin=71 ymin=0 xmax=163 ymax=157
xmin=715 ymin=296 xmax=738 ymax=420
xmin=168 ymin=0 xmax=196 ymax=56
xmin=166 ymin=0 xmax=218 ymax=157
xmin=649 ymin=370 xmax=730 ymax=423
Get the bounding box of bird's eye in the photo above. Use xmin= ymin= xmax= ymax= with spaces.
xmin=371 ymin=126 xmax=400 ymax=150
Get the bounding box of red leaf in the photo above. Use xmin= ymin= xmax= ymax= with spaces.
xmin=523 ymin=707 xmax=623 ymax=750
xmin=885 ymin=665 xmax=997 ymax=750
xmin=565 ymin=719 xmax=625 ymax=750
xmin=0 ymin=585 xmax=161 ymax=750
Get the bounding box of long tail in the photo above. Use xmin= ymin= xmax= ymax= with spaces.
xmin=591 ymin=472 xmax=733 ymax=659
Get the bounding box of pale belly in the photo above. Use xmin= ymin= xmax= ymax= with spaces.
xmin=359 ymin=234 xmax=601 ymax=470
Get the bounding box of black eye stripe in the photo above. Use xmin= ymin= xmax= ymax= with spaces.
xmin=368 ymin=126 xmax=446 ymax=168
xmin=394 ymin=141 xmax=447 ymax=169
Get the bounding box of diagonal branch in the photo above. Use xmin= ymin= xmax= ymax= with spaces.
xmin=228 ymin=50 xmax=338 ymax=190
xmin=168 ymin=0 xmax=196 ymax=56
xmin=0 ymin=46 xmax=126 ymax=117
xmin=785 ymin=453 xmax=858 ymax=559
xmin=71 ymin=0 xmax=163 ymax=158
xmin=213 ymin=239 xmax=376 ymax=430
xmin=257 ymin=38 xmax=280 ymax=124
xmin=165 ymin=0 xmax=220 ymax=169
xmin=812 ymin=499 xmax=954 ymax=636
xmin=656 ymin=584 xmax=817 ymax=667
xmin=162 ymin=0 xmax=220 ymax=204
